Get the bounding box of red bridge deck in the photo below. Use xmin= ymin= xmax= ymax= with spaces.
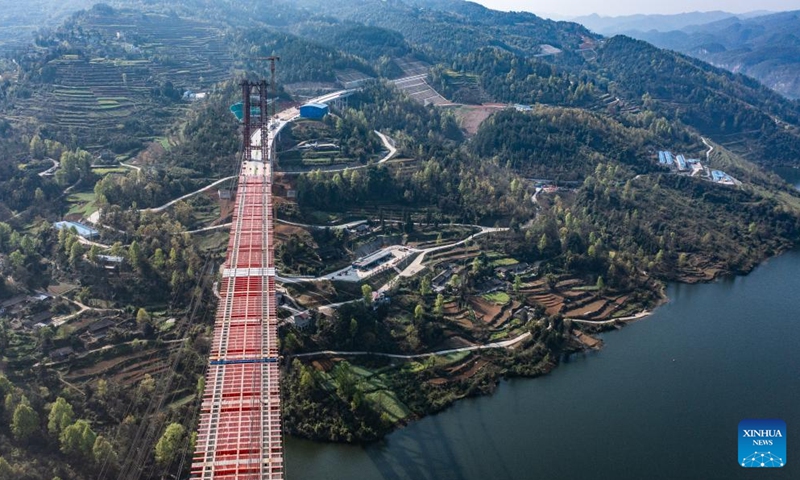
xmin=191 ymin=158 xmax=283 ymax=478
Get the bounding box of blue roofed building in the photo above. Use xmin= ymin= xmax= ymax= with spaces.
xmin=299 ymin=103 xmax=329 ymax=120
xmin=711 ymin=170 xmax=738 ymax=185
xmin=54 ymin=221 xmax=99 ymax=239
xmin=676 ymin=155 xmax=688 ymax=171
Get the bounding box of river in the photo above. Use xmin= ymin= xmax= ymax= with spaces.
xmin=286 ymin=250 xmax=800 ymax=479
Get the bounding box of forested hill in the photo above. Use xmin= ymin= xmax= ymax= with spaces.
xmin=286 ymin=0 xmax=596 ymax=58
xmin=593 ymin=36 xmax=800 ymax=166
xmin=269 ymin=0 xmax=800 ymax=167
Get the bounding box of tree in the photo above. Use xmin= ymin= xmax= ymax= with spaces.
xmin=110 ymin=242 xmax=124 ymax=258
xmin=434 ymin=294 xmax=445 ymax=317
xmin=151 ymin=248 xmax=166 ymax=271
xmin=128 ymin=241 xmax=142 ymax=270
xmin=60 ymin=420 xmax=97 ymax=458
xmin=538 ymin=233 xmax=549 ymax=254
xmin=136 ymin=308 xmax=151 ymax=327
xmin=0 ymin=457 xmax=14 ymax=479
xmin=170 ymin=270 xmax=183 ymax=291
xmin=596 ymin=276 xmax=605 ymax=290
xmin=69 ymin=241 xmax=84 ymax=268
xmin=0 ymin=375 xmax=11 ymax=400
xmin=545 ymin=273 xmax=558 ymax=291
xmin=92 ymin=435 xmax=117 ymax=467
xmin=47 ymin=397 xmax=75 ymax=436
xmin=88 ymin=245 xmax=101 ymax=264
xmin=419 ymin=276 xmax=431 ymax=296
xmin=154 ymin=423 xmax=186 ymax=467
xmin=349 ymin=318 xmax=358 ymax=340
xmin=139 ymin=374 xmax=156 ymax=396
xmin=414 ymin=304 xmax=425 ymax=322
xmin=361 ymin=284 xmax=373 ymax=305
xmin=11 ymin=403 xmax=39 ymax=441
xmin=30 ymin=135 xmax=45 ymax=159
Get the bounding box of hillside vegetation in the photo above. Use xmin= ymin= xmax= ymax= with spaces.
xmin=1 ymin=0 xmax=800 ymax=477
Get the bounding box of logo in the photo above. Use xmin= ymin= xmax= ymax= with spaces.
xmin=739 ymin=419 xmax=786 ymax=468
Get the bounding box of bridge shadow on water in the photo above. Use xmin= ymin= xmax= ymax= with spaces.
xmin=365 ymin=398 xmax=515 ymax=480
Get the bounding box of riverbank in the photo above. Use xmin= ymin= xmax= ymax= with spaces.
xmin=284 ymin=242 xmax=796 ymax=444
xmin=287 ymin=250 xmax=800 ymax=480
xmin=284 ymin=311 xmax=590 ymax=443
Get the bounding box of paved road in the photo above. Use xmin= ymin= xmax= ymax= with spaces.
xmin=76 ymin=236 xmax=111 ymax=249
xmin=277 ymin=130 xmax=398 ymax=175
xmin=568 ymin=310 xmax=652 ymax=325
xmin=702 ymin=137 xmax=714 ymax=161
xmin=276 ymin=219 xmax=367 ymax=230
xmin=381 ymin=226 xmax=508 ymax=291
xmin=142 ymin=176 xmax=236 ymax=213
xmin=185 ymin=223 xmax=232 ymax=234
xmin=374 ymin=130 xmax=397 ymax=164
xmin=292 ymin=331 xmax=531 ymax=360
xmin=276 ymin=226 xmax=508 ymax=286
xmin=39 ymin=158 xmax=59 ymax=177
xmin=120 ymin=162 xmax=142 ymax=173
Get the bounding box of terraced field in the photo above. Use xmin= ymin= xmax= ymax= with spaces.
xmin=14 ymin=11 xmax=233 ymax=145
xmin=392 ymin=57 xmax=451 ymax=106
xmin=519 ymin=277 xmax=636 ymax=321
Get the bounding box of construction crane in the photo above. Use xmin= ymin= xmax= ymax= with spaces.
xmin=250 ymin=56 xmax=280 ymax=116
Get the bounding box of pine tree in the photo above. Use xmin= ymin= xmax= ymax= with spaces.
xmin=154 ymin=423 xmax=186 ymax=467
xmin=92 ymin=435 xmax=117 ymax=467
xmin=434 ymin=294 xmax=445 ymax=316
xmin=47 ymin=397 xmax=75 ymax=436
xmin=60 ymin=420 xmax=97 ymax=459
xmin=11 ymin=403 xmax=39 ymax=442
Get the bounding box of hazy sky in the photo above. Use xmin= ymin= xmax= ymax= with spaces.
xmin=471 ymin=0 xmax=800 ymax=17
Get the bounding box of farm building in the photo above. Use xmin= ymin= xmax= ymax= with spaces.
xmin=352 ymin=250 xmax=392 ymax=271
xmin=54 ymin=221 xmax=99 ymax=239
xmin=676 ymin=155 xmax=688 ymax=171
xmin=299 ymin=103 xmax=329 ymax=120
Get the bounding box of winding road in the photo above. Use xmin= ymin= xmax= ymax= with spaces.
xmin=375 ymin=130 xmax=398 ymax=164
xmin=568 ymin=310 xmax=652 ymax=325
xmin=702 ymin=137 xmax=714 ymax=161
xmin=142 ymin=175 xmax=236 ymax=213
xmin=276 ymin=225 xmax=508 ymax=286
xmin=291 ymin=331 xmax=531 ymax=360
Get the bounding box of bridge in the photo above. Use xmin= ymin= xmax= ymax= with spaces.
xmin=190 ymin=81 xmax=283 ymax=480
xmin=189 ymin=81 xmax=356 ymax=479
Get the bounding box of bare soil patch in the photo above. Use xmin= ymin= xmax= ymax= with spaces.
xmin=453 ymin=104 xmax=506 ymax=135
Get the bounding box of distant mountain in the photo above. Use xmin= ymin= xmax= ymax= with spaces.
xmin=631 ymin=11 xmax=800 ymax=99
xmin=287 ymin=0 xmax=597 ymax=58
xmin=0 ymin=0 xmax=94 ymax=51
xmin=572 ymin=11 xmax=770 ymax=36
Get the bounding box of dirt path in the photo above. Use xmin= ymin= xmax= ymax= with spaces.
xmin=52 ymin=298 xmax=122 ymax=327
